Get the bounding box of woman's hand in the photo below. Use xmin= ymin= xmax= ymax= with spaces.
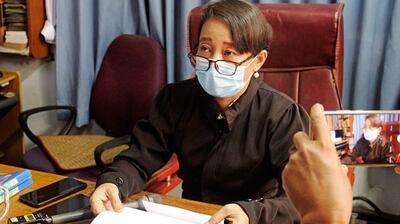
xmin=90 ymin=183 xmax=123 ymax=215
xmin=208 ymin=203 xmax=249 ymax=224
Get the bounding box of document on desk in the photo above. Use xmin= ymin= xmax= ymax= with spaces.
xmin=91 ymin=201 xmax=223 ymax=224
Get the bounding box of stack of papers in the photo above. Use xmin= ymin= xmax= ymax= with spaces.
xmin=4 ymin=30 xmax=28 ymax=50
xmin=1 ymin=0 xmax=28 ymax=51
xmin=91 ymin=200 xmax=223 ymax=224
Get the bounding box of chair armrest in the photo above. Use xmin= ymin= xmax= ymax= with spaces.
xmin=94 ymin=135 xmax=131 ymax=171
xmin=18 ymin=105 xmax=77 ymax=145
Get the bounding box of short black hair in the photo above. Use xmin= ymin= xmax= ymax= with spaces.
xmin=198 ymin=0 xmax=273 ymax=55
xmin=366 ymin=114 xmax=383 ymax=128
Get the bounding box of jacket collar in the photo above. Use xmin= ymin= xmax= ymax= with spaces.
xmin=199 ymin=76 xmax=262 ymax=131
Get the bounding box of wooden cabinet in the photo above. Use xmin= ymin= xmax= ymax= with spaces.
xmin=0 ymin=0 xmax=49 ymax=58
xmin=0 ymin=69 xmax=23 ymax=165
xmin=26 ymin=0 xmax=49 ymax=58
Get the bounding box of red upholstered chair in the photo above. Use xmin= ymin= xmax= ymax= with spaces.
xmin=188 ymin=3 xmax=351 ymax=184
xmin=19 ymin=35 xmax=181 ymax=194
xmin=381 ymin=121 xmax=400 ymax=162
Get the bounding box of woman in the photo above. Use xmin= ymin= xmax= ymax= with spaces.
xmin=90 ymin=0 xmax=309 ymax=223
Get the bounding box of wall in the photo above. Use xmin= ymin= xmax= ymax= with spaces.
xmin=0 ymin=54 xmax=57 ymax=150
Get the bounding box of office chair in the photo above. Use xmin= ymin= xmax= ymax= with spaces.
xmin=188 ymin=3 xmax=351 ymax=183
xmin=19 ymin=35 xmax=181 ymax=194
xmin=381 ymin=121 xmax=400 ymax=162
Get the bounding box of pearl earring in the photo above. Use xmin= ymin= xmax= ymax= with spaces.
xmin=253 ymin=72 xmax=259 ymax=78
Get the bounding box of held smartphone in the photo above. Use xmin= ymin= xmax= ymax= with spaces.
xmin=324 ymin=110 xmax=400 ymax=167
xmin=19 ymin=177 xmax=87 ymax=207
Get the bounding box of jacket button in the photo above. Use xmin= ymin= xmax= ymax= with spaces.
xmin=115 ymin=177 xmax=124 ymax=186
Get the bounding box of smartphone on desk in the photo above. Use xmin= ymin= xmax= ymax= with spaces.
xmin=19 ymin=177 xmax=87 ymax=207
xmin=323 ymin=110 xmax=400 ymax=167
xmin=36 ymin=194 xmax=90 ymax=216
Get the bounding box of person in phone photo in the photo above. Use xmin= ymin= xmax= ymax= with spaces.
xmin=342 ymin=114 xmax=393 ymax=164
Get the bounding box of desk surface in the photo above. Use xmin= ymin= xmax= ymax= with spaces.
xmin=1 ymin=164 xmax=221 ymax=222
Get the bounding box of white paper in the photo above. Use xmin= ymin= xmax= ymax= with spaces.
xmin=40 ymin=0 xmax=56 ymax=43
xmin=91 ymin=201 xmax=222 ymax=224
xmin=41 ymin=20 xmax=55 ymax=43
xmin=91 ymin=207 xmax=191 ymax=224
xmin=143 ymin=201 xmax=219 ymax=224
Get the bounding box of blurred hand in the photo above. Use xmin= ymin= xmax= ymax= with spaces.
xmin=208 ymin=203 xmax=249 ymax=224
xmin=282 ymin=103 xmax=352 ymax=224
xmin=395 ymin=166 xmax=400 ymax=175
xmin=90 ymin=183 xmax=123 ymax=215
xmin=355 ymin=156 xmax=364 ymax=164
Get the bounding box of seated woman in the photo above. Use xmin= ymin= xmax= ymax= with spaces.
xmin=90 ymin=0 xmax=309 ymax=223
xmin=342 ymin=114 xmax=393 ymax=165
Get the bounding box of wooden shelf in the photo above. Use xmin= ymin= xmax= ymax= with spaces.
xmin=0 ymin=0 xmax=49 ymax=58
xmin=0 ymin=69 xmax=23 ymax=166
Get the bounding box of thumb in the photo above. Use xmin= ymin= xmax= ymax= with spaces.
xmin=111 ymin=196 xmax=123 ymax=212
xmin=108 ymin=188 xmax=123 ymax=212
xmin=341 ymin=164 xmax=348 ymax=174
xmin=207 ymin=207 xmax=227 ymax=224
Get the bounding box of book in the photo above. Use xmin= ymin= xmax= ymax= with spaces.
xmin=3 ymin=41 xmax=27 ymax=50
xmin=5 ymin=30 xmax=27 ymax=43
xmin=0 ymin=170 xmax=32 ymax=203
xmin=0 ymin=177 xmax=32 ymax=203
xmin=0 ymin=169 xmax=31 ymax=189
xmin=0 ymin=169 xmax=32 ymax=203
xmin=2 ymin=0 xmax=27 ymax=40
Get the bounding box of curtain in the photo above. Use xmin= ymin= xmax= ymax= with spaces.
xmin=56 ymin=0 xmax=206 ymax=126
xmin=335 ymin=2 xmax=400 ymax=213
xmin=57 ymin=0 xmax=400 ymax=127
xmin=343 ymin=0 xmax=400 ymax=110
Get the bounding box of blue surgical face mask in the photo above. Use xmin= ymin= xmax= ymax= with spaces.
xmin=363 ymin=129 xmax=380 ymax=142
xmin=196 ymin=57 xmax=256 ymax=98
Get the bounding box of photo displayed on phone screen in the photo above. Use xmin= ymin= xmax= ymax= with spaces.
xmin=324 ymin=111 xmax=400 ymax=166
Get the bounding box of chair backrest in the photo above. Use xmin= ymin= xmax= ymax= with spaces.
xmin=91 ymin=35 xmax=166 ymax=136
xmin=187 ymin=3 xmax=344 ymax=112
xmin=381 ymin=121 xmax=400 ymax=159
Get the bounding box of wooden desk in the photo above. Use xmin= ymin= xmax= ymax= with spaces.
xmin=1 ymin=164 xmax=221 ymax=222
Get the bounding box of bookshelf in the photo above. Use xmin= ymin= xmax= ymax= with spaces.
xmin=0 ymin=69 xmax=23 ymax=166
xmin=0 ymin=0 xmax=49 ymax=59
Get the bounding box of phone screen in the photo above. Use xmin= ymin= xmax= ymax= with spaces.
xmin=19 ymin=177 xmax=87 ymax=207
xmin=324 ymin=110 xmax=400 ymax=166
xmin=36 ymin=194 xmax=90 ymax=216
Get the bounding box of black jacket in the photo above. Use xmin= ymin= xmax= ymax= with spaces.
xmin=352 ymin=135 xmax=392 ymax=163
